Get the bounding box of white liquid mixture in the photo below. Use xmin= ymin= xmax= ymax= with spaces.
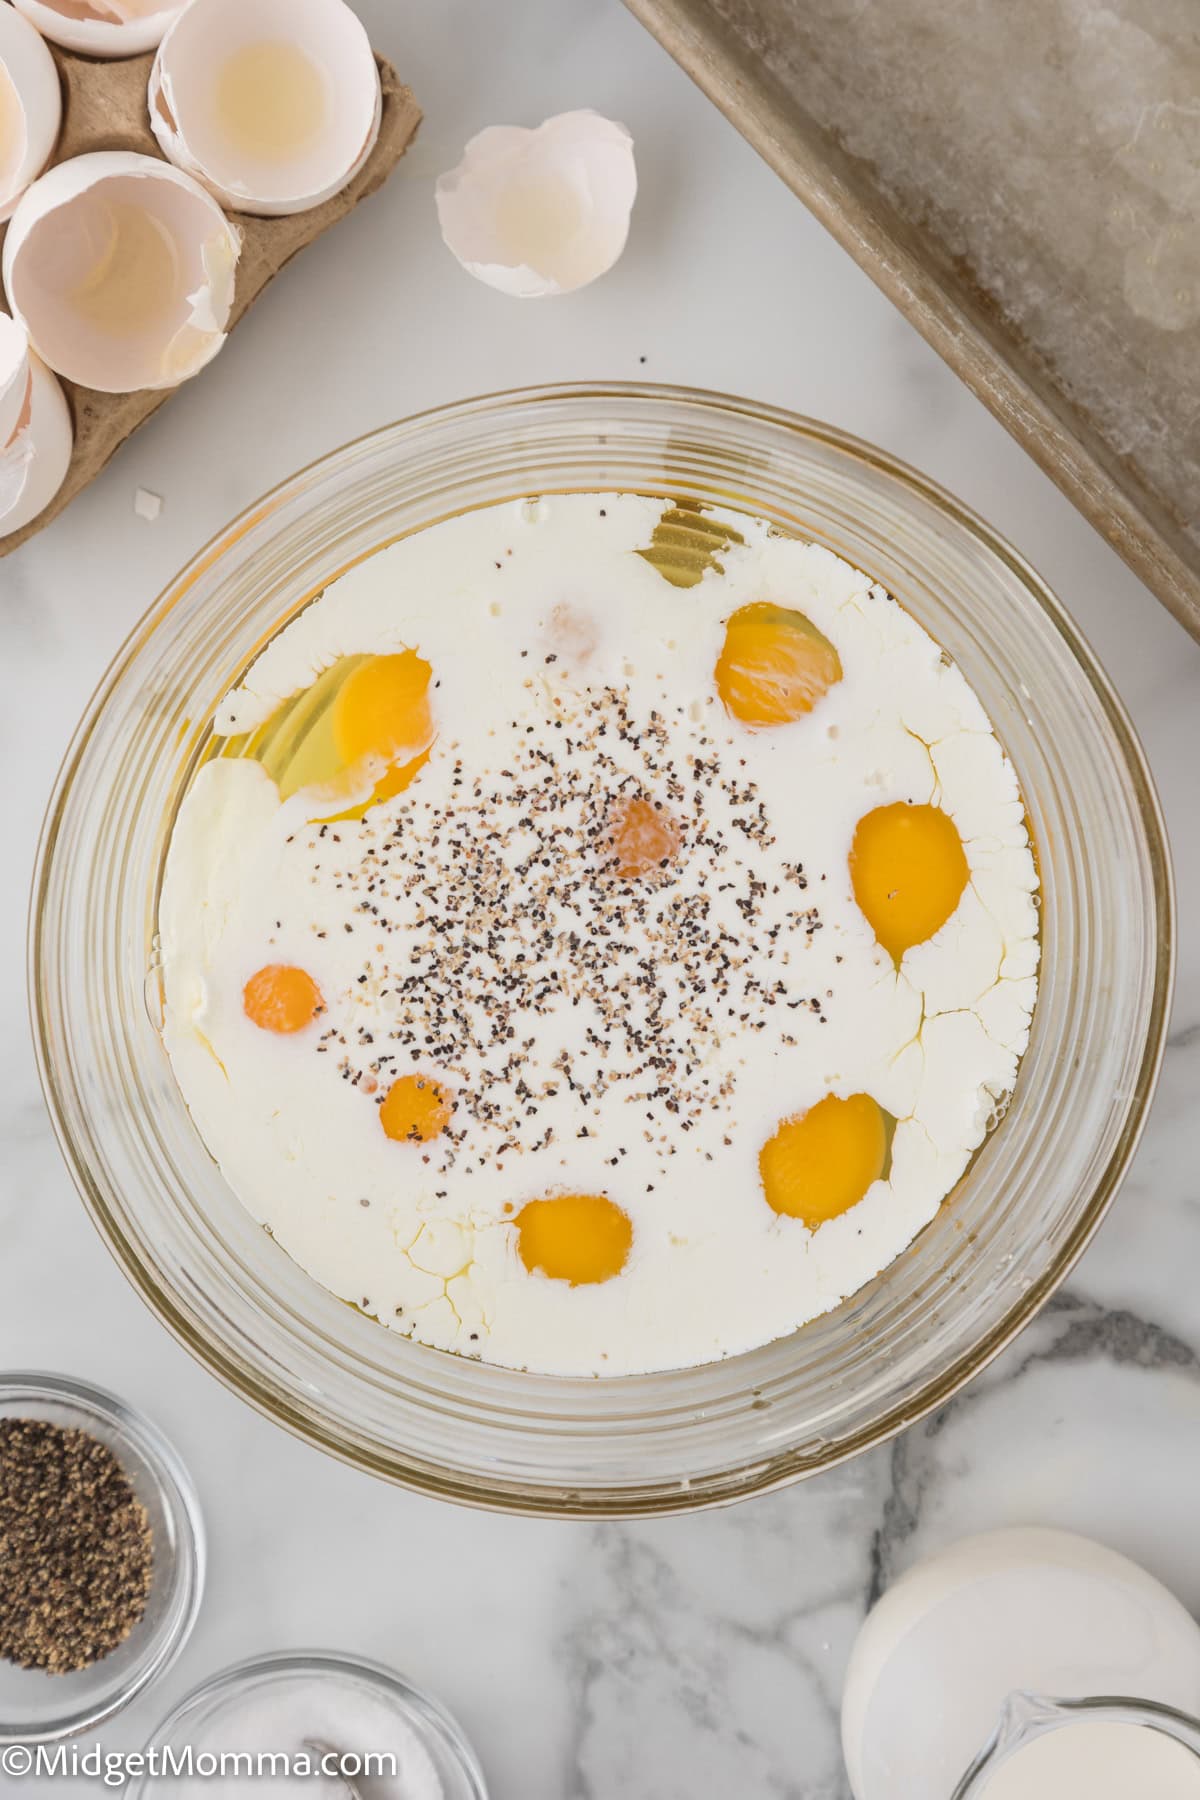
xmin=981 ymin=1720 xmax=1200 ymax=1798
xmin=161 ymin=495 xmax=1039 ymax=1376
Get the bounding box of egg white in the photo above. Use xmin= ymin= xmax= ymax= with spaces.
xmin=161 ymin=495 xmax=1039 ymax=1376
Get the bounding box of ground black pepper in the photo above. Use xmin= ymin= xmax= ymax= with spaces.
xmin=298 ymin=681 xmax=826 ymax=1186
xmin=0 ymin=1418 xmax=153 ymax=1675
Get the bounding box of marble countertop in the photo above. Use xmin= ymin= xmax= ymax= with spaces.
xmin=2 ymin=2 xmax=1198 ymax=1795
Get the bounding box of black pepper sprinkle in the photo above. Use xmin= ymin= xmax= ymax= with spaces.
xmin=307 ymin=679 xmax=828 ymax=1185
xmin=0 ymin=1419 xmax=153 ymax=1675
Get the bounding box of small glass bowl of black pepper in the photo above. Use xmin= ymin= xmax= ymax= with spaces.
xmin=0 ymin=1373 xmax=204 ymax=1744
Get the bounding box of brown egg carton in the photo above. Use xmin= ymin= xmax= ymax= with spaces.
xmin=0 ymin=38 xmax=421 ymax=557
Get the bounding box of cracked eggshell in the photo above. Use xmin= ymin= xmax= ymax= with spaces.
xmin=149 ymin=0 xmax=382 ymax=218
xmin=0 ymin=310 xmax=31 ymax=446
xmin=2 ymin=151 xmax=241 ymax=393
xmin=11 ymin=0 xmax=188 ymax=59
xmin=0 ymin=3 xmax=62 ymax=224
xmin=0 ymin=314 xmax=72 ymax=536
xmin=436 ymin=109 xmax=637 ymax=298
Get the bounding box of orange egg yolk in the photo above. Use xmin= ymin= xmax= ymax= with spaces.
xmin=379 ymin=1074 xmax=455 ymax=1144
xmin=759 ymin=1093 xmax=891 ymax=1226
xmin=715 ymin=601 xmax=843 ymax=726
xmin=331 ymin=650 xmax=434 ymax=804
xmin=604 ymin=795 xmax=682 ymax=879
xmin=851 ymin=801 xmax=969 ymax=961
xmin=243 ymin=964 xmax=324 ymax=1034
xmin=514 ymin=1193 xmax=633 ymax=1286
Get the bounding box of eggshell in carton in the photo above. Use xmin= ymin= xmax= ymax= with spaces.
xmin=0 ymin=36 xmax=420 ymax=553
xmin=12 ymin=1 xmax=189 ymax=62
xmin=150 ymin=0 xmax=383 ymax=218
xmin=0 ymin=3 xmax=63 ymax=221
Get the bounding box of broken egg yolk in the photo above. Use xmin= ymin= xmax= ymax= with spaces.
xmin=715 ymin=602 xmax=843 ymax=726
xmin=243 ymin=964 xmax=324 ymax=1035
xmin=331 ymin=650 xmax=434 ymax=804
xmin=851 ymin=801 xmax=969 ymax=961
xmin=760 ymin=1093 xmax=890 ymax=1226
xmin=515 ymin=1193 xmax=633 ymax=1285
xmin=379 ymin=1074 xmax=455 ymax=1144
xmin=604 ymin=795 xmax=682 ymax=879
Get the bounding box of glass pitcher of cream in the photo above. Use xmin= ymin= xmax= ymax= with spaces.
xmin=840 ymin=1529 xmax=1200 ymax=1800
xmin=951 ymin=1693 xmax=1200 ymax=1798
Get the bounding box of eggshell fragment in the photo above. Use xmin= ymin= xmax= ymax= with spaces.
xmin=0 ymin=310 xmax=32 ymax=447
xmin=149 ymin=0 xmax=382 ymax=218
xmin=0 ymin=317 xmax=73 ymax=537
xmin=435 ymin=110 xmax=637 ymax=298
xmin=0 ymin=4 xmax=62 ymax=224
xmin=11 ymin=0 xmax=188 ymax=60
xmin=3 ymin=152 xmax=241 ymax=393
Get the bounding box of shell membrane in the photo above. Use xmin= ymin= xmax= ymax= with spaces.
xmin=436 ymin=109 xmax=637 ymax=298
xmin=2 ymin=150 xmax=242 ymax=394
xmin=149 ymin=0 xmax=382 ymax=217
xmin=0 ymin=315 xmax=73 ymax=536
xmin=11 ymin=0 xmax=188 ymax=60
xmin=0 ymin=3 xmax=62 ymax=222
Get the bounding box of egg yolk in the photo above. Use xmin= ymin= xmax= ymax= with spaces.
xmin=331 ymin=650 xmax=434 ymax=804
xmin=515 ymin=1193 xmax=633 ymax=1286
xmin=715 ymin=601 xmax=843 ymax=726
xmin=379 ymin=1074 xmax=455 ymax=1144
xmin=604 ymin=795 xmax=682 ymax=879
xmin=243 ymin=964 xmax=324 ymax=1035
xmin=759 ymin=1093 xmax=890 ymax=1226
xmin=851 ymin=801 xmax=969 ymax=961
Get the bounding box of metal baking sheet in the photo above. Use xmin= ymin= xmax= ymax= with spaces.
xmin=625 ymin=0 xmax=1200 ymax=639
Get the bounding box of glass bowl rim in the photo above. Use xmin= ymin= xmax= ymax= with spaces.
xmin=28 ymin=380 xmax=1175 ymax=1514
xmin=126 ymin=1647 xmax=489 ymax=1798
xmin=0 ymin=1370 xmax=206 ymax=1743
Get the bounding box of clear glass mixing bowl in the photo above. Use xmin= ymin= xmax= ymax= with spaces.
xmin=30 ymin=383 xmax=1172 ymax=1516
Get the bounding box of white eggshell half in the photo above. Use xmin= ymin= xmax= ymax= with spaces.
xmin=436 ymin=110 xmax=637 ymax=299
xmin=0 ymin=4 xmax=62 ymax=223
xmin=0 ymin=309 xmax=33 ymax=447
xmin=149 ymin=0 xmax=382 ymax=218
xmin=11 ymin=0 xmax=188 ymax=60
xmin=2 ymin=151 xmax=241 ymax=393
xmin=0 ymin=348 xmax=72 ymax=536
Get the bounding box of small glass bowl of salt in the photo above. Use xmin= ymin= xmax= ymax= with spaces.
xmin=125 ymin=1650 xmax=487 ymax=1799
